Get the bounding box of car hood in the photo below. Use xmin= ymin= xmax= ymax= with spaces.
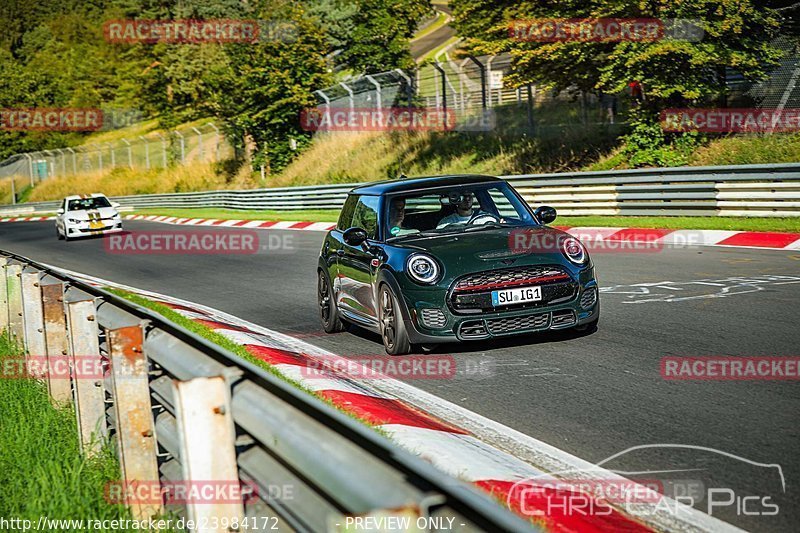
xmin=65 ymin=207 xmax=118 ymax=220
xmin=391 ymin=225 xmax=578 ymax=280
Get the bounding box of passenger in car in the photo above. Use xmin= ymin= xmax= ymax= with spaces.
xmin=437 ymin=192 xmax=476 ymax=227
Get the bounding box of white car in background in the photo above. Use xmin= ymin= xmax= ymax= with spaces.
xmin=56 ymin=194 xmax=123 ymax=241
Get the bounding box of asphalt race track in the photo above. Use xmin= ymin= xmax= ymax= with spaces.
xmin=1 ymin=220 xmax=798 ymax=532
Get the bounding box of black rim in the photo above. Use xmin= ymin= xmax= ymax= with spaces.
xmin=381 ymin=289 xmax=395 ymax=349
xmin=318 ymin=272 xmax=331 ymax=326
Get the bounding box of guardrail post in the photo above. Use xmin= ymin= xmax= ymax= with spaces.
xmin=173 ymin=376 xmax=243 ymax=529
xmin=21 ymin=266 xmax=46 ymax=363
xmin=6 ymin=261 xmax=24 ymax=342
xmin=41 ymin=276 xmax=71 ymax=406
xmin=108 ymin=322 xmax=161 ymax=520
xmin=0 ymin=257 xmax=9 ymax=332
xmin=65 ymin=287 xmax=106 ymax=456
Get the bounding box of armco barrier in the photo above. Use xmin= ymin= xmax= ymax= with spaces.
xmin=0 ymin=250 xmax=535 ymax=532
xmin=2 ymin=163 xmax=800 ymax=217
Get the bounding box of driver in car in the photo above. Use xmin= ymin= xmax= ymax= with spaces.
xmin=437 ymin=192 xmax=477 ymax=227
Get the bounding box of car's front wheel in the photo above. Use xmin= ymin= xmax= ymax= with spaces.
xmin=318 ymin=270 xmax=344 ymax=333
xmin=56 ymin=226 xmax=64 ymax=240
xmin=379 ymin=285 xmax=411 ymax=355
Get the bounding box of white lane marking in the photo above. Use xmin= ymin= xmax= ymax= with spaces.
xmin=601 ymin=275 xmax=800 ymax=303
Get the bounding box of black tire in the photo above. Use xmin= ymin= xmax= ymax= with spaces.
xmin=56 ymin=227 xmax=64 ymax=240
xmin=379 ymin=285 xmax=411 ymax=355
xmin=318 ymin=270 xmax=344 ymax=333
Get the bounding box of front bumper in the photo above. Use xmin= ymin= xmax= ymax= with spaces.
xmin=400 ymin=279 xmax=599 ymax=344
xmin=65 ymin=221 xmax=123 ymax=237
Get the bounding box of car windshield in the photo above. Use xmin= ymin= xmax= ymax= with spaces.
xmin=68 ymin=197 xmax=111 ymax=211
xmin=385 ymin=182 xmax=535 ymax=239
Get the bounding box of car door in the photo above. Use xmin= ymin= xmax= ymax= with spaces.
xmin=337 ymin=195 xmax=381 ymax=325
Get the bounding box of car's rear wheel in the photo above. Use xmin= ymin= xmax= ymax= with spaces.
xmin=379 ymin=285 xmax=411 ymax=355
xmin=318 ymin=270 xmax=344 ymax=333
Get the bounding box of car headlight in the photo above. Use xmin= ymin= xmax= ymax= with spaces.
xmin=406 ymin=254 xmax=440 ymax=284
xmin=68 ymin=218 xmax=81 ymax=224
xmin=561 ymin=236 xmax=587 ymax=265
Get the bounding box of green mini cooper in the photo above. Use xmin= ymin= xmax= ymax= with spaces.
xmin=317 ymin=175 xmax=599 ymax=355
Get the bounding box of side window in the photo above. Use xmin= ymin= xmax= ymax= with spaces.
xmin=351 ymin=196 xmax=380 ymax=240
xmin=337 ymin=195 xmax=358 ymax=231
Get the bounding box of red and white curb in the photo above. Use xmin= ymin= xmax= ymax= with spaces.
xmin=4 ymin=214 xmax=800 ymax=250
xmin=0 ymin=216 xmax=55 ymax=222
xmin=124 ymin=214 xmax=336 ymax=232
xmin=42 ymin=264 xmax=743 ymax=533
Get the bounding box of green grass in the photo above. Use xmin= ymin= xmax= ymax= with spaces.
xmin=557 ymin=216 xmax=800 ymax=233
xmin=103 ymin=289 xmax=388 ymax=435
xmin=0 ymin=332 xmax=130 ymax=527
xmin=133 ymin=208 xmax=341 ymax=222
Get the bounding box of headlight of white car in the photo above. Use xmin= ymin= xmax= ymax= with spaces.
xmin=68 ymin=218 xmax=82 ymax=224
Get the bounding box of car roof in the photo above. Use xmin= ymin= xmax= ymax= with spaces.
xmin=64 ymin=194 xmax=107 ymax=201
xmin=350 ymin=174 xmax=503 ymax=195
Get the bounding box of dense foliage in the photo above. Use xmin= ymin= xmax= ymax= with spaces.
xmin=0 ymin=0 xmax=430 ymax=170
xmin=450 ymin=0 xmax=788 ymax=166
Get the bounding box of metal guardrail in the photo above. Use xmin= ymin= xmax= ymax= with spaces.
xmin=2 ymin=163 xmax=799 ymax=217
xmin=0 ymin=250 xmax=535 ymax=532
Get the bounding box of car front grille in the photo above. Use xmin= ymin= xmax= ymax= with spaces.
xmin=486 ymin=313 xmax=549 ymax=335
xmin=450 ymin=265 xmax=577 ymax=313
xmin=419 ymin=308 xmax=447 ymax=329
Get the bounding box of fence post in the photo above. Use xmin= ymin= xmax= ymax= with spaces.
xmin=173 ymin=376 xmax=244 ymax=529
xmin=67 ymin=147 xmax=77 ymax=174
xmin=139 ymin=136 xmax=150 ymax=169
xmin=433 ymin=62 xmax=447 ymax=117
xmin=6 ymin=261 xmax=24 ymax=342
xmin=107 ymin=319 xmax=161 ymax=520
xmin=174 ymin=130 xmax=185 ymax=163
xmin=468 ymin=56 xmax=487 ymax=109
xmin=65 ymin=287 xmax=106 ymax=456
xmin=122 ymin=138 xmax=133 ymax=168
xmin=394 ymin=69 xmax=413 ymax=110
xmin=41 ymin=276 xmax=71 ymax=406
xmin=208 ymin=123 xmax=221 ymax=161
xmin=339 ymin=81 xmax=354 ymax=114
xmin=0 ymin=257 xmax=8 ymax=333
xmin=108 ymin=143 xmax=116 ymax=168
xmin=20 ymin=266 xmax=46 ymax=363
xmin=192 ymin=127 xmax=204 ymax=161
xmin=365 ymin=75 xmax=382 ymax=110
xmin=157 ymin=133 xmax=168 ymax=167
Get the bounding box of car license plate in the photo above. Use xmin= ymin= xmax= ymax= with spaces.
xmin=492 ymin=285 xmax=542 ymax=306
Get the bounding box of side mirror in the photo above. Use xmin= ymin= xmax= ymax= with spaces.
xmin=111 ymin=202 xmax=121 ymax=208
xmin=57 ymin=208 xmax=64 ymax=215
xmin=343 ymin=227 xmax=368 ymax=247
xmin=534 ymin=206 xmax=557 ymax=225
